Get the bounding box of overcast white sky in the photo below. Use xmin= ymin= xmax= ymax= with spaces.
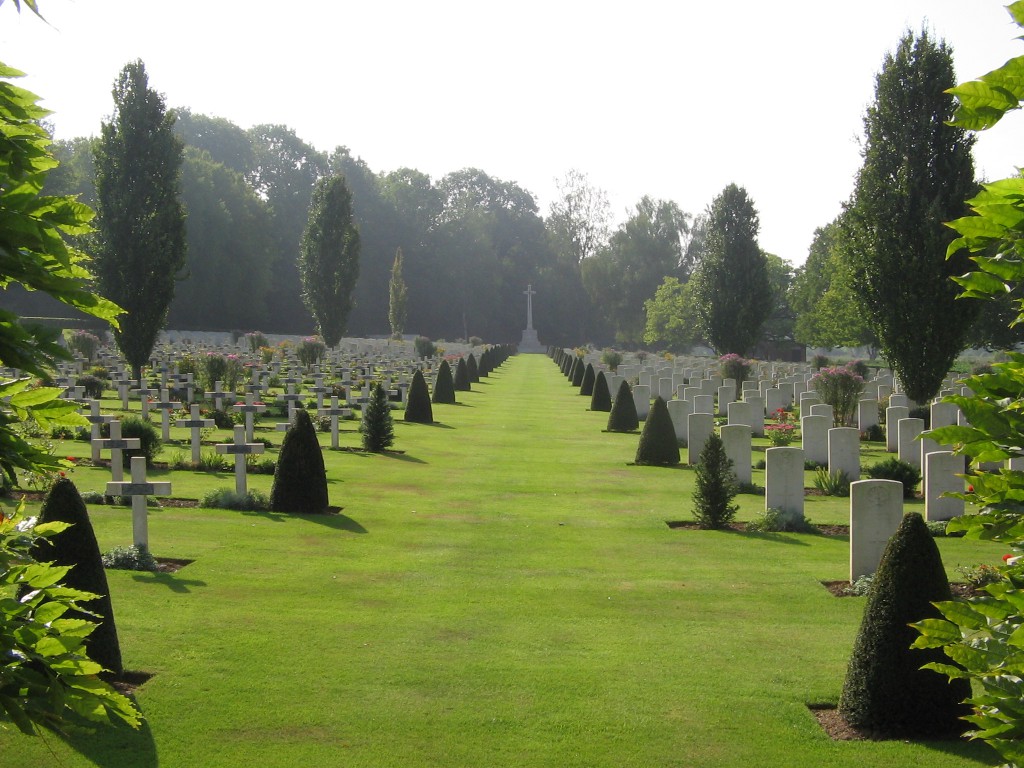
xmin=2 ymin=0 xmax=1022 ymax=265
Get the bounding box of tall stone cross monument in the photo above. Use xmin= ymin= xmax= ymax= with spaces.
xmin=519 ymin=284 xmax=544 ymax=353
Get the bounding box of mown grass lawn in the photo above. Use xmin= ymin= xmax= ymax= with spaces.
xmin=2 ymin=354 xmax=1003 ymax=767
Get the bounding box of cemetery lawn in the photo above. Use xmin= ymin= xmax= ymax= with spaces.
xmin=2 ymin=354 xmax=1002 ymax=767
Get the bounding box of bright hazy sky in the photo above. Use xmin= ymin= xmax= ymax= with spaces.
xmin=3 ymin=0 xmax=1022 ymax=265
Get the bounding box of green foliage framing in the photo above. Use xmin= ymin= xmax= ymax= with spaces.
xmin=909 ymin=8 xmax=1024 ymax=764
xmin=93 ymin=59 xmax=186 ymax=381
xmin=841 ymin=29 xmax=978 ymax=402
xmin=299 ymin=175 xmax=361 ymax=347
xmin=839 ymin=513 xmax=969 ymax=737
xmin=689 ymin=184 xmax=772 ymax=356
xmin=361 ymin=381 xmax=395 ymax=453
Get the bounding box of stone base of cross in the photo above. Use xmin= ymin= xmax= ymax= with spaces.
xmin=106 ymin=456 xmax=171 ymax=550
xmin=92 ymin=420 xmax=141 ymax=482
xmin=216 ymin=425 xmax=264 ymax=496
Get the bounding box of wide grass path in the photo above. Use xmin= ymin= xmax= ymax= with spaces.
xmin=3 ymin=354 xmax=1001 ymax=767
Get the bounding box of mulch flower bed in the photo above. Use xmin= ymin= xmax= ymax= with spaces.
xmin=821 ymin=579 xmax=979 ymax=599
xmin=666 ymin=520 xmax=850 ymax=536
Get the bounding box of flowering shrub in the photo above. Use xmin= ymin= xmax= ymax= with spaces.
xmin=718 ymin=353 xmax=750 ymax=385
xmin=810 ymin=364 xmax=864 ymax=426
xmin=245 ymin=331 xmax=268 ymax=353
xmin=67 ymin=330 xmax=100 ymax=360
xmin=765 ymin=423 xmax=795 ymax=446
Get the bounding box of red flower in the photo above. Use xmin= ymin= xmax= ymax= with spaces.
xmin=59 ymin=471 xmax=66 ymax=477
xmin=968 ymin=484 xmax=974 ymax=493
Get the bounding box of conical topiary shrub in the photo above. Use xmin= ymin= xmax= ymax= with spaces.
xmin=31 ymin=478 xmax=123 ymax=675
xmin=579 ymin=363 xmax=596 ymax=397
xmin=590 ymin=371 xmax=612 ymax=412
xmin=454 ymin=357 xmax=471 ymax=392
xmin=361 ymin=381 xmax=395 ymax=452
xmin=634 ymin=396 xmax=680 ymax=466
xmin=404 ymin=369 xmax=433 ymax=424
xmin=571 ymin=357 xmax=585 ymax=387
xmin=270 ymin=409 xmax=329 ymax=513
xmin=607 ymin=379 xmax=639 ymax=432
xmin=432 ymin=359 xmax=457 ymax=404
xmin=467 ymin=353 xmax=480 ymax=383
xmin=838 ymin=512 xmax=970 ymax=737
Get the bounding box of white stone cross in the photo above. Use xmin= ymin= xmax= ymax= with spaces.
xmin=82 ymin=399 xmax=114 ymax=461
xmin=106 ymin=455 xmax=171 ymax=551
xmin=151 ymin=388 xmax=180 ymax=441
xmin=133 ymin=385 xmax=158 ymax=419
xmin=279 ymin=382 xmax=303 ymax=422
xmin=207 ymin=380 xmax=231 ymax=411
xmin=92 ymin=420 xmax=141 ymax=482
xmin=176 ymin=404 xmax=215 ymax=462
xmin=216 ymin=425 xmax=264 ymax=496
xmin=232 ymin=393 xmax=267 ymax=442
xmin=318 ymin=396 xmax=352 ymax=449
xmin=524 ymin=284 xmax=536 ymax=331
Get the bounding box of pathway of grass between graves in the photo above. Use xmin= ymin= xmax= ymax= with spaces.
xmin=2 ymin=353 xmax=1002 ymax=767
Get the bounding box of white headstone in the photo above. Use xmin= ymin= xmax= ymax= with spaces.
xmin=765 ymin=447 xmax=805 ymax=522
xmin=924 ymin=451 xmax=964 ymax=522
xmin=897 ymin=417 xmax=925 ymax=469
xmin=721 ymin=424 xmax=752 ymax=486
xmin=687 ymin=413 xmax=714 ymax=466
xmin=828 ymin=427 xmax=861 ymax=483
xmin=800 ymin=415 xmax=830 ymax=466
xmin=849 ymin=479 xmax=903 ymax=581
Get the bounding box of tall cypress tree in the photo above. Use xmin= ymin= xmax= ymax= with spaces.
xmin=93 ymin=59 xmax=186 ymax=382
xmin=842 ymin=29 xmax=977 ymax=402
xmin=689 ymin=184 xmax=772 ymax=356
xmin=299 ymin=175 xmax=361 ymax=347
xmin=389 ymin=247 xmax=407 ymax=338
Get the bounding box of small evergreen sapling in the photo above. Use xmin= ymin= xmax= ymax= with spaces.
xmin=607 ymin=379 xmax=639 ymax=432
xmin=838 ymin=512 xmax=969 ymax=737
xmin=361 ymin=381 xmax=395 ymax=453
xmin=692 ymin=433 xmax=738 ymax=529
xmin=634 ymin=396 xmax=680 ymax=466
xmin=404 ymin=369 xmax=434 ymax=424
xmin=590 ymin=371 xmax=612 ymax=412
xmin=269 ymin=409 xmax=329 ymax=514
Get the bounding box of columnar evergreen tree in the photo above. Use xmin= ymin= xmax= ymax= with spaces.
xmin=692 ymin=433 xmax=739 ymax=529
xmin=299 ymin=174 xmax=361 ymax=347
xmin=93 ymin=59 xmax=186 ymax=382
xmin=842 ymin=29 xmax=977 ymax=402
xmin=361 ymin=381 xmax=395 ymax=452
xmin=689 ymin=184 xmax=772 ymax=356
xmin=404 ymin=369 xmax=434 ymax=424
xmin=389 ymin=247 xmax=407 ymax=338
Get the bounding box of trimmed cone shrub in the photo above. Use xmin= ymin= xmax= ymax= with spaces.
xmin=692 ymin=433 xmax=738 ymax=529
xmin=361 ymin=381 xmax=395 ymax=452
xmin=590 ymin=371 xmax=612 ymax=412
xmin=404 ymin=369 xmax=434 ymax=424
xmin=635 ymin=396 xmax=680 ymax=466
xmin=607 ymin=379 xmax=639 ymax=432
xmin=838 ymin=512 xmax=970 ymax=737
xmin=467 ymin=353 xmax=479 ymax=383
xmin=454 ymin=357 xmax=471 ymax=392
xmin=432 ymin=359 xmax=457 ymax=404
xmin=270 ymin=409 xmax=329 ymax=514
xmin=31 ymin=478 xmax=123 ymax=675
xmin=579 ymin=363 xmax=596 ymax=397
xmin=571 ymin=357 xmax=585 ymax=387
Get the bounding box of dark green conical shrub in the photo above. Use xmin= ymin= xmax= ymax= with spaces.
xmin=579 ymin=363 xmax=596 ymax=397
xmin=692 ymin=433 xmax=738 ymax=529
xmin=454 ymin=357 xmax=471 ymax=392
xmin=270 ymin=409 xmax=329 ymax=514
xmin=607 ymin=379 xmax=639 ymax=432
xmin=635 ymin=396 xmax=680 ymax=466
xmin=838 ymin=512 xmax=970 ymax=737
xmin=467 ymin=353 xmax=479 ymax=383
xmin=32 ymin=479 xmax=123 ymax=675
xmin=404 ymin=369 xmax=434 ymax=424
xmin=361 ymin=382 xmax=395 ymax=452
xmin=564 ymin=354 xmax=576 ymax=379
xmin=590 ymin=371 xmax=612 ymax=412
xmin=571 ymin=357 xmax=585 ymax=387
xmin=432 ymin=359 xmax=457 ymax=404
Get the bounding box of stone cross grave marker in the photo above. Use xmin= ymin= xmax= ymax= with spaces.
xmin=151 ymin=388 xmax=179 ymax=441
xmin=93 ymin=419 xmax=141 ymax=482
xmin=106 ymin=455 xmax=171 ymax=551
xmin=82 ymin=399 xmax=113 ymax=462
xmin=176 ymin=404 xmax=215 ymax=463
xmin=216 ymin=425 xmax=264 ymax=496
xmin=319 ymin=396 xmax=352 ymax=449
xmin=207 ymin=380 xmax=231 ymax=411
xmin=233 ymin=394 xmax=267 ymax=442
xmin=133 ymin=384 xmax=158 ymax=419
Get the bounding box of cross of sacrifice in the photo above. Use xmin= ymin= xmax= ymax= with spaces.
xmin=176 ymin=404 xmax=215 ymax=463
xmin=82 ymin=399 xmax=114 ymax=461
xmin=233 ymin=393 xmax=267 ymax=442
xmin=524 ymin=283 xmax=536 ymax=331
xmin=318 ymin=396 xmax=352 ymax=449
xmin=106 ymin=455 xmax=171 ymax=551
xmin=216 ymin=425 xmax=264 ymax=496
xmin=151 ymin=388 xmax=180 ymax=441
xmin=92 ymin=420 xmax=141 ymax=482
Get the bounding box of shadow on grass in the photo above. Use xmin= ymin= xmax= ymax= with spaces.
xmin=130 ymin=571 xmax=207 ymax=593
xmin=54 ymin=702 xmax=158 ymax=768
xmin=379 ymin=451 xmax=426 ymax=464
xmin=399 ymin=421 xmax=454 ymax=429
xmin=729 ymin=529 xmax=812 ymax=546
xmin=240 ymin=507 xmax=368 ymax=533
